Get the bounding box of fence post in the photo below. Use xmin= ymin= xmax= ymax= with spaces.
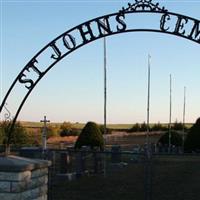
xmin=144 ymin=152 xmax=153 ymax=200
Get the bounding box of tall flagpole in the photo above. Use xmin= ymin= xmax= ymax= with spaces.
xmin=145 ymin=55 xmax=152 ymax=200
xmin=104 ymin=33 xmax=107 ymax=138
xmin=103 ymin=20 xmax=107 ymax=177
xmin=168 ymin=74 xmax=172 ymax=153
xmin=103 ymin=19 xmax=107 ymax=139
xmin=146 ymin=54 xmax=151 ymax=157
xmin=182 ymin=86 xmax=186 ymax=151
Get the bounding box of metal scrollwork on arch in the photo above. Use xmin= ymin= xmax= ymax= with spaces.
xmin=3 ymin=103 xmax=12 ymax=122
xmin=120 ymin=0 xmax=168 ymax=13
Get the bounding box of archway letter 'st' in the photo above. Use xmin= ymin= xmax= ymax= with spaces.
xmin=1 ymin=1 xmax=200 ymax=142
xmin=16 ymin=13 xmax=127 ymax=91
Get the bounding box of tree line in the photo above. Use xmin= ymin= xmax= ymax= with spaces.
xmin=127 ymin=121 xmax=189 ymax=132
xmin=74 ymin=119 xmax=200 ymax=153
xmin=0 ymin=121 xmax=80 ymax=147
xmin=1 ymin=118 xmax=200 ymax=152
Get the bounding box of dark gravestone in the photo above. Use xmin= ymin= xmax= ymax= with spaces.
xmin=75 ymin=151 xmax=85 ymax=177
xmin=0 ymin=145 xmax=4 ymax=153
xmin=60 ymin=152 xmax=70 ymax=174
xmin=111 ymin=145 xmax=121 ymax=163
xmin=93 ymin=151 xmax=103 ymax=173
xmin=20 ymin=147 xmax=43 ymax=159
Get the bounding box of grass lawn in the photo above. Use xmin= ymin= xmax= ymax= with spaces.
xmin=50 ymin=163 xmax=145 ymax=200
xmin=49 ymin=155 xmax=200 ymax=200
xmin=152 ymin=155 xmax=200 ymax=200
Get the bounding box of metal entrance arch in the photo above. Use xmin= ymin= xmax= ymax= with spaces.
xmin=1 ymin=0 xmax=200 ymax=143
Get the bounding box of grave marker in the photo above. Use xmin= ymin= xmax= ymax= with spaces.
xmin=40 ymin=116 xmax=50 ymax=151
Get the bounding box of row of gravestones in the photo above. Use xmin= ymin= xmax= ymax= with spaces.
xmin=59 ymin=151 xmax=103 ymax=176
xmin=19 ymin=144 xmax=183 ymax=180
xmin=19 ymin=143 xmax=183 ymax=160
xmin=56 ymin=146 xmax=123 ymax=177
xmin=19 ymin=146 xmax=121 ymax=175
xmin=141 ymin=143 xmax=183 ymax=154
xmin=156 ymin=144 xmax=183 ymax=154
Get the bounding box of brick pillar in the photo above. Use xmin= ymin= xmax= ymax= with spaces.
xmin=0 ymin=155 xmax=51 ymax=200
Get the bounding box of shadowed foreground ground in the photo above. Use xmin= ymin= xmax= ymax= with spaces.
xmin=49 ymin=155 xmax=200 ymax=200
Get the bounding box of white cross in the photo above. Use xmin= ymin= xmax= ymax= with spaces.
xmin=40 ymin=116 xmax=50 ymax=150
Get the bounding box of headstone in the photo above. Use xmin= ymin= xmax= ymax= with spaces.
xmin=20 ymin=147 xmax=43 ymax=159
xmin=154 ymin=143 xmax=158 ymax=153
xmin=111 ymin=145 xmax=121 ymax=163
xmin=178 ymin=146 xmax=183 ymax=154
xmin=93 ymin=150 xmax=102 ymax=174
xmin=40 ymin=116 xmax=50 ymax=151
xmin=20 ymin=147 xmax=51 ymax=160
xmin=49 ymin=150 xmax=56 ymax=174
xmin=60 ymin=152 xmax=70 ymax=174
xmin=60 ymin=142 xmax=65 ymax=149
xmin=75 ymin=151 xmax=85 ymax=177
xmin=132 ymin=144 xmax=140 ymax=162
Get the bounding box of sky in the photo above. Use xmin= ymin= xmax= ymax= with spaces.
xmin=1 ymin=0 xmax=200 ymax=124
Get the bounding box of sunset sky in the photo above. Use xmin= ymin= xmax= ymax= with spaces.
xmin=1 ymin=0 xmax=200 ymax=124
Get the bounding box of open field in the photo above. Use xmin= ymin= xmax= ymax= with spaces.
xmin=20 ymin=121 xmax=137 ymax=129
xmin=47 ymin=131 xmax=162 ymax=150
xmin=20 ymin=121 xmax=193 ymax=130
xmin=105 ymin=131 xmax=162 ymax=150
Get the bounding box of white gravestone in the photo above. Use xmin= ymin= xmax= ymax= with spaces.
xmin=40 ymin=116 xmax=50 ymax=151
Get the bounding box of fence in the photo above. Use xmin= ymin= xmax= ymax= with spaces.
xmin=1 ymin=144 xmax=200 ymax=200
xmin=46 ymin=149 xmax=200 ymax=200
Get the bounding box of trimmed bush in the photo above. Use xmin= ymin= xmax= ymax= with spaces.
xmin=75 ymin=121 xmax=104 ymax=150
xmin=184 ymin=118 xmax=200 ymax=152
xmin=158 ymin=130 xmax=182 ymax=147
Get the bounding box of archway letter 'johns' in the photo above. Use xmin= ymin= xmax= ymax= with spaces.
xmin=1 ymin=0 xmax=200 ymax=143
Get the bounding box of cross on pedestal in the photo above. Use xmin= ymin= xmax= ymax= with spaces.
xmin=40 ymin=116 xmax=50 ymax=150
